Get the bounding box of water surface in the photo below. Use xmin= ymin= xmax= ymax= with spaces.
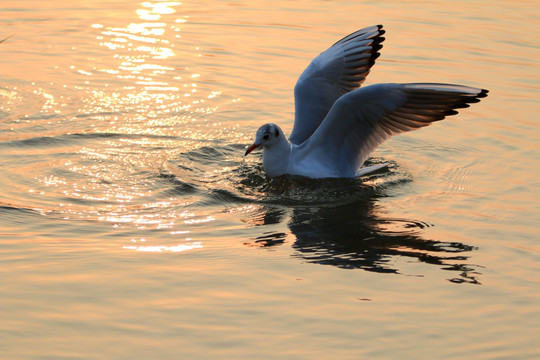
xmin=1 ymin=0 xmax=539 ymax=359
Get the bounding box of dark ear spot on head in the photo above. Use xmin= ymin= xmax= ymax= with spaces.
xmin=275 ymin=129 xmax=279 ymax=137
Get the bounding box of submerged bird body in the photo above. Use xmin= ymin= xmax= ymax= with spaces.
xmin=245 ymin=25 xmax=488 ymax=179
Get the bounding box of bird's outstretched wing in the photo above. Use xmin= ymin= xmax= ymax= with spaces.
xmin=291 ymin=83 xmax=489 ymax=178
xmin=290 ymin=25 xmax=385 ymax=145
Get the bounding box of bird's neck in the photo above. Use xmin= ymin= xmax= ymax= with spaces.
xmin=262 ymin=137 xmax=291 ymax=177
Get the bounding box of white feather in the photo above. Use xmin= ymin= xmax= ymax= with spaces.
xmin=290 ymin=25 xmax=385 ymax=144
xmin=245 ymin=26 xmax=488 ymax=179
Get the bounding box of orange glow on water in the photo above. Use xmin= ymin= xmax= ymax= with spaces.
xmin=0 ymin=1 xmax=538 ymax=359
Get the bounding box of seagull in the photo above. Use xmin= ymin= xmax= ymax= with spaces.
xmin=244 ymin=25 xmax=488 ymax=179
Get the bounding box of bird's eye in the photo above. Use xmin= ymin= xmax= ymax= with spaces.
xmin=274 ymin=129 xmax=279 ymax=137
xmin=263 ymin=134 xmax=269 ymax=140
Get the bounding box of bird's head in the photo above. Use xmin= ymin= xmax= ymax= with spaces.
xmin=244 ymin=123 xmax=283 ymax=156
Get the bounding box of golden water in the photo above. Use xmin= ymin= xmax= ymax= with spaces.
xmin=1 ymin=0 xmax=539 ymax=359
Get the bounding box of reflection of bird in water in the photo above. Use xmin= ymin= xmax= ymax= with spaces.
xmin=243 ymin=177 xmax=481 ymax=284
xmin=245 ymin=25 xmax=488 ymax=179
xmin=289 ymin=203 xmax=479 ymax=283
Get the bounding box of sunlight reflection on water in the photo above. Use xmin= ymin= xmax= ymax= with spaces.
xmin=123 ymin=238 xmax=203 ymax=253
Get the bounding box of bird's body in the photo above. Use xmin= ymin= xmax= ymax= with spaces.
xmin=245 ymin=25 xmax=488 ymax=179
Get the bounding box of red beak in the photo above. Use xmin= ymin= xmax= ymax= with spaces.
xmin=244 ymin=143 xmax=260 ymax=156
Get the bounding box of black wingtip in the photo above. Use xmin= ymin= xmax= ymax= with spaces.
xmin=444 ymin=109 xmax=460 ymax=116
xmin=376 ymin=25 xmax=385 ymax=38
xmin=478 ymin=89 xmax=489 ymax=98
xmin=374 ymin=24 xmax=385 ymax=37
